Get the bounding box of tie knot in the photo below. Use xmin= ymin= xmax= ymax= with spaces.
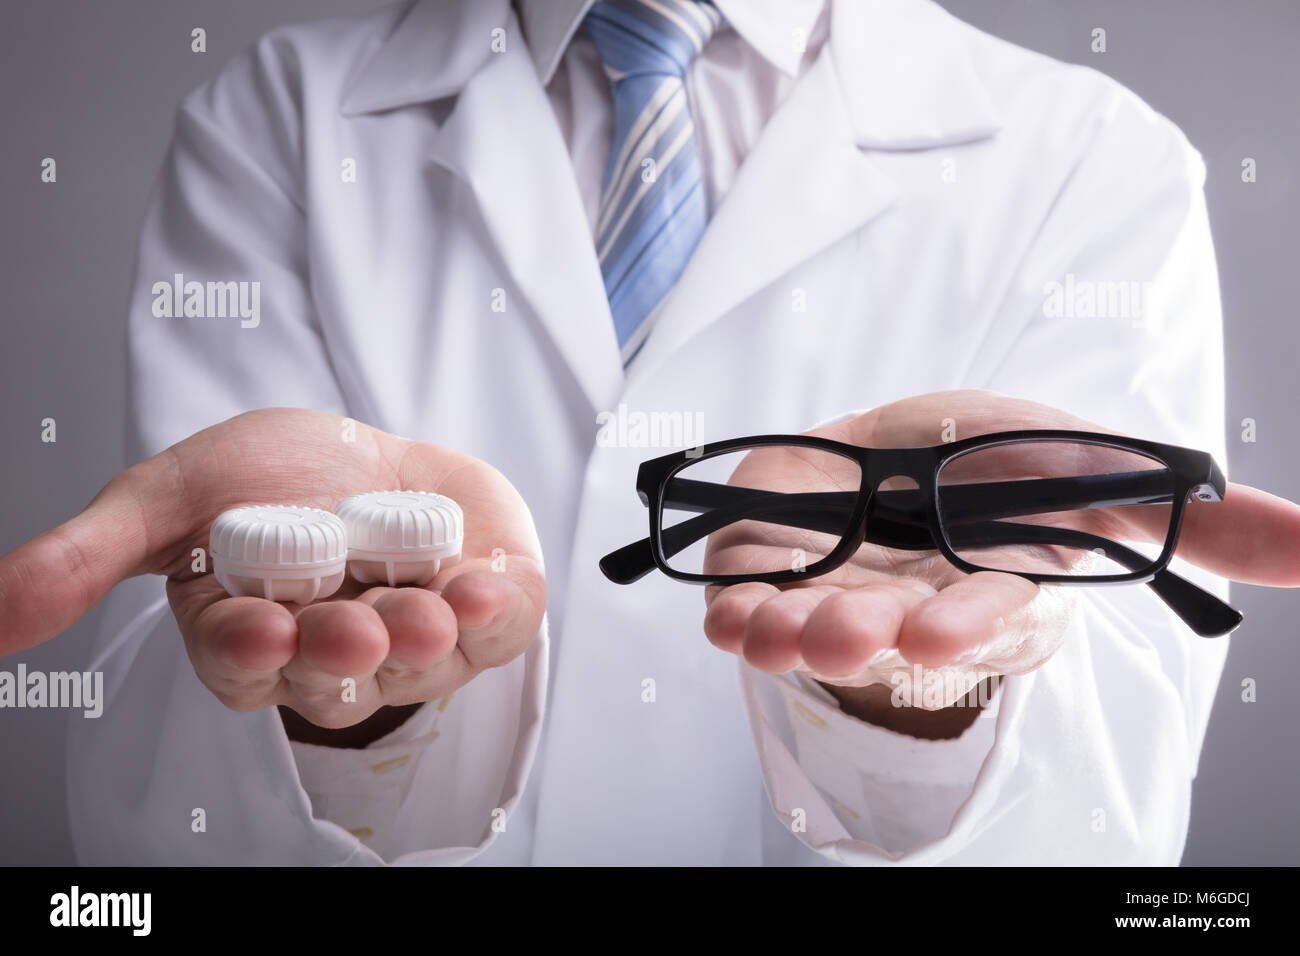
xmin=584 ymin=0 xmax=723 ymax=81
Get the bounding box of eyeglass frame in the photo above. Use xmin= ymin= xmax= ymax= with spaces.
xmin=597 ymin=429 xmax=1242 ymax=638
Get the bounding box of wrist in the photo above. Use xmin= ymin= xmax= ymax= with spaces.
xmin=278 ymin=701 xmax=423 ymax=748
xmin=818 ymin=676 xmax=998 ymax=740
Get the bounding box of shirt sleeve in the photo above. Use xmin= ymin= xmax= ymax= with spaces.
xmin=288 ymin=702 xmax=447 ymax=859
xmin=743 ymin=668 xmax=1001 ymax=856
xmin=287 ymin=622 xmax=549 ymax=864
xmin=742 ymin=84 xmax=1230 ymax=865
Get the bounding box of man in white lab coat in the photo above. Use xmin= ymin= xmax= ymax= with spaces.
xmin=3 ymin=0 xmax=1299 ymax=865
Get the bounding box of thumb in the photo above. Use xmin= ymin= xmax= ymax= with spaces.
xmin=0 ymin=453 xmax=193 ymax=655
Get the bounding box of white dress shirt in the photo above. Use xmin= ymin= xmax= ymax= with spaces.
xmin=289 ymin=0 xmax=998 ymax=862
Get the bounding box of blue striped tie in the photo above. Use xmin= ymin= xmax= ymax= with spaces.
xmin=583 ymin=0 xmax=723 ymax=363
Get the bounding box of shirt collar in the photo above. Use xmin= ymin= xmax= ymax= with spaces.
xmin=341 ymin=0 xmax=1001 ymax=152
xmin=516 ymin=0 xmax=826 ymax=85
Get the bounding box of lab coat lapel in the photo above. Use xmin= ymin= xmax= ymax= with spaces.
xmin=626 ymin=42 xmax=899 ymax=383
xmin=426 ymin=19 xmax=623 ymax=414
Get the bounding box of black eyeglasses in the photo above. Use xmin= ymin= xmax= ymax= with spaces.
xmin=598 ymin=430 xmax=1242 ymax=637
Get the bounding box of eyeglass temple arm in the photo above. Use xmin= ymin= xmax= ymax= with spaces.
xmin=943 ymin=520 xmax=1241 ymax=637
xmin=671 ymin=469 xmax=1184 ymax=537
xmin=602 ymin=470 xmax=1172 ymax=578
xmin=597 ymin=475 xmax=1239 ymax=637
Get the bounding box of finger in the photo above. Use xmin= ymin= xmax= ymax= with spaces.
xmin=741 ymin=586 xmax=840 ymax=673
xmin=438 ymin=566 xmax=544 ymax=671
xmin=814 ymin=392 xmax=1300 ymax=589
xmin=172 ymin=585 xmax=299 ymax=711
xmin=0 ymin=406 xmax=398 ymax=658
xmin=0 ymin=453 xmax=193 ymax=655
xmin=289 ymin=600 xmax=390 ymax=679
xmin=275 ymin=601 xmax=391 ymax=727
xmin=354 ymin=587 xmax=459 ymax=670
xmin=348 ymin=587 xmax=464 ymax=706
xmin=1174 ymin=482 xmax=1300 ymax=586
xmin=897 ymin=571 xmax=1040 ymax=667
xmin=800 ymin=582 xmax=935 ymax=678
xmin=703 ymin=582 xmax=779 ymax=653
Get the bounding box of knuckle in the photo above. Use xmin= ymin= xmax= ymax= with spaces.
xmin=201 ymin=678 xmax=269 ymax=713
xmin=462 ymin=630 xmax=528 ymax=670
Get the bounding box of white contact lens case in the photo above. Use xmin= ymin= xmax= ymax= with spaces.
xmin=209 ymin=505 xmax=348 ymax=603
xmin=335 ymin=490 xmax=464 ymax=587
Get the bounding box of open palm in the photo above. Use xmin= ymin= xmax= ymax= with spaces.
xmin=701 ymin=390 xmax=1300 ymax=707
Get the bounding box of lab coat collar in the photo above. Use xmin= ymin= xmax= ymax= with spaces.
xmin=341 ymin=0 xmax=509 ymax=116
xmin=424 ymin=7 xmax=625 ymax=413
xmin=343 ymin=0 xmax=1001 ymax=149
xmin=516 ymin=0 xmax=827 ymax=84
xmin=831 ymin=0 xmax=1003 ymax=149
xmin=338 ymin=0 xmax=1001 ymax=407
xmin=713 ymin=0 xmax=827 ymax=78
xmin=515 ymin=0 xmax=591 ymax=86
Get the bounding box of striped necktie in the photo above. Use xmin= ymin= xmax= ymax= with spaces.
xmin=582 ymin=0 xmax=723 ymax=364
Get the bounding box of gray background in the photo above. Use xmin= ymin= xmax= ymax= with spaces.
xmin=1 ymin=0 xmax=1296 ymax=864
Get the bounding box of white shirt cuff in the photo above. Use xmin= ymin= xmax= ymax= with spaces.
xmin=286 ymin=619 xmax=549 ymax=864
xmin=742 ymin=665 xmax=1001 ymax=860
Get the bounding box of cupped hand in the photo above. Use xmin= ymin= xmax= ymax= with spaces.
xmin=0 ymin=408 xmax=546 ymax=728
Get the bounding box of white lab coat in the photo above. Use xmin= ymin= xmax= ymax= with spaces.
xmin=67 ymin=0 xmax=1231 ymax=865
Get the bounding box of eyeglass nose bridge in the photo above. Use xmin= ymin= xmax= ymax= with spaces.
xmin=855 ymin=473 xmax=939 ymax=554
xmin=856 ymin=443 xmax=943 ymax=487
xmin=869 ymin=471 xmax=925 ymax=491
xmin=857 ymin=455 xmax=930 ymax=496
xmin=861 ymin=468 xmax=928 ymax=513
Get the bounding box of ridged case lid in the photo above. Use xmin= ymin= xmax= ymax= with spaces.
xmin=335 ymin=491 xmax=464 ymax=553
xmin=209 ymin=505 xmax=347 ymax=568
